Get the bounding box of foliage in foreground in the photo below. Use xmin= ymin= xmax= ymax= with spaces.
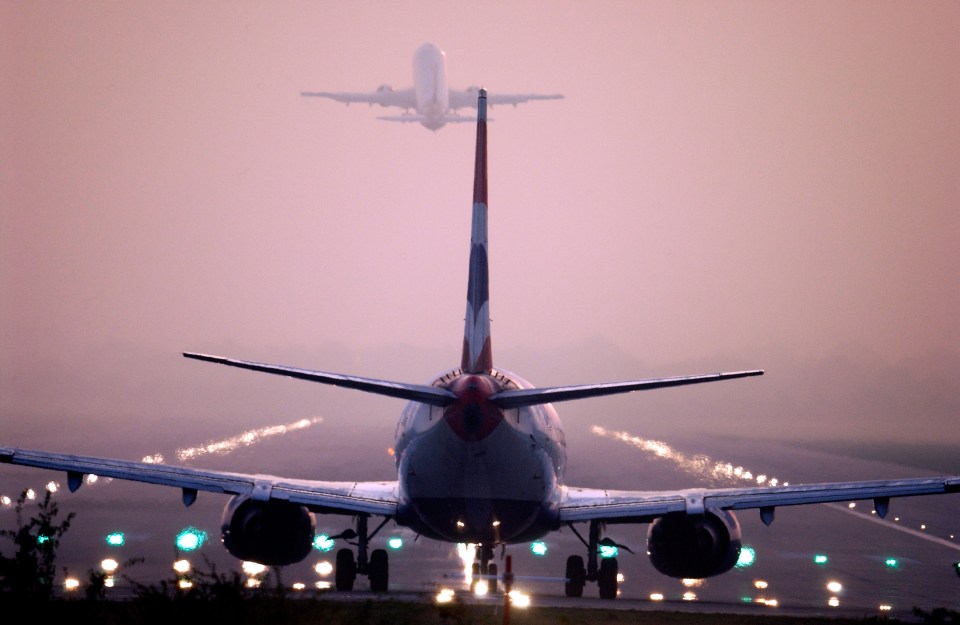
xmin=0 ymin=488 xmax=74 ymax=600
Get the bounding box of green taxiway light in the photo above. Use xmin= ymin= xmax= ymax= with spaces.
xmin=530 ymin=541 xmax=548 ymax=556
xmin=814 ymin=554 xmax=829 ymax=565
xmin=106 ymin=532 xmax=126 ymax=547
xmin=387 ymin=537 xmax=403 ymax=550
xmin=884 ymin=557 xmax=899 ymax=569
xmin=313 ymin=534 xmax=335 ymax=552
xmin=599 ymin=544 xmax=618 ymax=559
xmin=735 ymin=545 xmax=756 ymax=568
xmin=175 ymin=527 xmax=207 ymax=552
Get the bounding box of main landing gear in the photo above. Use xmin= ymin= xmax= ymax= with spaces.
xmin=333 ymin=513 xmax=391 ymax=592
xmin=470 ymin=544 xmax=499 ymax=593
xmin=564 ymin=519 xmax=621 ymax=599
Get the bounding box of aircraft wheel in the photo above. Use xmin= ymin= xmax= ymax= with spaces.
xmin=369 ymin=548 xmax=389 ymax=592
xmin=335 ymin=548 xmax=356 ymax=591
xmin=564 ymin=555 xmax=585 ymax=598
xmin=598 ymin=557 xmax=618 ymax=599
xmin=487 ymin=562 xmax=498 ymax=593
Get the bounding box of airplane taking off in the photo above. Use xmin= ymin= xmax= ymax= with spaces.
xmin=3 ymin=90 xmax=958 ymax=599
xmin=301 ymin=42 xmax=563 ymax=130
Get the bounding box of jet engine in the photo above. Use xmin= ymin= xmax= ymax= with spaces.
xmin=220 ymin=495 xmax=316 ymax=566
xmin=646 ymin=509 xmax=742 ymax=579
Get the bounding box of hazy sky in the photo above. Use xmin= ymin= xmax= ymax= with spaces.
xmin=2 ymin=1 xmax=958 ymax=451
xmin=2 ymin=3 xmax=960 ymax=606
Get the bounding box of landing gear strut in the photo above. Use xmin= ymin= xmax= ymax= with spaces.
xmin=471 ymin=544 xmax=498 ymax=593
xmin=564 ymin=519 xmax=619 ymax=599
xmin=333 ymin=513 xmax=391 ymax=592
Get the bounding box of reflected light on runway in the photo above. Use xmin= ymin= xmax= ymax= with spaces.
xmin=457 ymin=542 xmax=476 ymax=587
xmin=436 ymin=587 xmax=456 ymax=603
xmin=175 ymin=417 xmax=323 ymax=462
xmin=591 ymin=426 xmax=785 ymax=487
xmin=508 ymin=589 xmax=531 ymax=608
xmin=242 ymin=561 xmax=267 ymax=576
xmin=593 ymin=425 xmax=960 ymax=552
xmin=3 ymin=416 xmax=324 ymax=510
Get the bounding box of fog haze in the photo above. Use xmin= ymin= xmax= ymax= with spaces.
xmin=3 ymin=1 xmax=957 ymax=446
xmin=1 ymin=1 xmax=959 ymax=606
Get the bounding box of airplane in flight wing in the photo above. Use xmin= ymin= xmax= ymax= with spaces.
xmin=3 ymin=90 xmax=958 ymax=598
xmin=300 ymin=42 xmax=563 ymax=131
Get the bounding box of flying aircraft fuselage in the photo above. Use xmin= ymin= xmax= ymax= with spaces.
xmin=412 ymin=42 xmax=450 ymax=129
xmin=394 ymin=368 xmax=565 ymax=544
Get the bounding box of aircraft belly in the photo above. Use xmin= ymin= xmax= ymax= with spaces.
xmin=399 ymin=418 xmax=558 ymax=542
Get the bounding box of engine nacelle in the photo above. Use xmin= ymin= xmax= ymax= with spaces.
xmin=220 ymin=495 xmax=316 ymax=566
xmin=646 ymin=509 xmax=742 ymax=579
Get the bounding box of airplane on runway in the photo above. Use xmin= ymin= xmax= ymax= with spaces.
xmin=3 ymin=90 xmax=958 ymax=599
xmin=301 ymin=42 xmax=563 ymax=130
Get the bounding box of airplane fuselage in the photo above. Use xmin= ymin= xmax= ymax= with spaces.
xmin=393 ymin=367 xmax=566 ymax=544
xmin=412 ymin=42 xmax=451 ymax=130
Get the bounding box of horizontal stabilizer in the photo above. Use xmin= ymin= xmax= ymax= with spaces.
xmin=491 ymin=370 xmax=764 ymax=409
xmin=183 ymin=352 xmax=457 ymax=407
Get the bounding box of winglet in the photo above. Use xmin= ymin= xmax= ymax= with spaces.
xmin=461 ymin=88 xmax=493 ymax=373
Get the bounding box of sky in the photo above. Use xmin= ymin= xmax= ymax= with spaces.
xmin=1 ymin=0 xmax=959 ymax=607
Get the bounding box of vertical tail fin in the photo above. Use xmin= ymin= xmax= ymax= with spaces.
xmin=461 ymin=89 xmax=493 ymax=373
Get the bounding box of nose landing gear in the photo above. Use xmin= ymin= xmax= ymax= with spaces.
xmin=470 ymin=543 xmax=499 ymax=593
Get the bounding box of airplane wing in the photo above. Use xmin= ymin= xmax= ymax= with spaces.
xmin=449 ymin=89 xmax=563 ymax=110
xmin=0 ymin=446 xmax=398 ymax=517
xmin=301 ymin=88 xmax=417 ymax=110
xmin=559 ymin=476 xmax=960 ymax=524
xmin=378 ymin=114 xmax=477 ymax=124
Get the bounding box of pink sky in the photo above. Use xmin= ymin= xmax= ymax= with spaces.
xmin=2 ymin=2 xmax=958 ymax=445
